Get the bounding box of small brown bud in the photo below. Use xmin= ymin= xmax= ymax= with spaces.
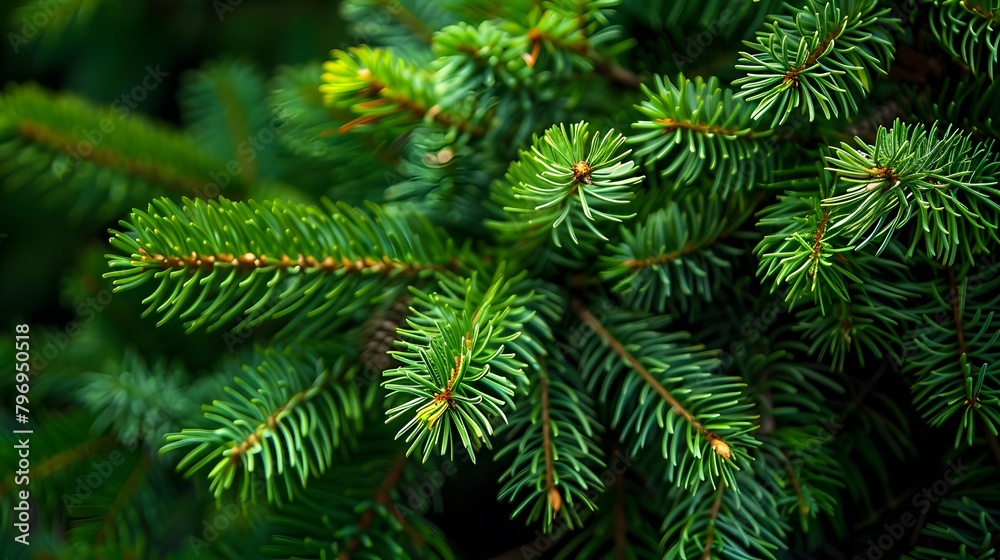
xmin=571 ymin=161 xmax=593 ymax=185
xmin=548 ymin=487 xmax=562 ymax=513
xmin=710 ymin=435 xmax=731 ymax=460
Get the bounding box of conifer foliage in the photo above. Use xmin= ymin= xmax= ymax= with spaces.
xmin=3 ymin=0 xmax=1000 ymax=558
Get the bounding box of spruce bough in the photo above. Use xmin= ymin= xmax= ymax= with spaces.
xmin=3 ymin=0 xmax=1000 ymax=558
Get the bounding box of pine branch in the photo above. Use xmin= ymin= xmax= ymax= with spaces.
xmin=734 ymin=0 xmax=900 ymax=126
xmin=572 ymin=301 xmax=759 ymax=491
xmin=160 ymin=345 xmax=364 ymax=504
xmin=407 ymin=1 xmax=640 ymax=155
xmin=263 ymin=437 xmax=457 ymax=559
xmin=734 ymin=341 xmax=844 ymax=432
xmin=822 ymin=120 xmax=1000 ymax=265
xmin=770 ymin=430 xmax=846 ymax=530
xmin=783 ymin=458 xmax=807 ymax=516
xmin=33 ymin=437 xmax=120 ymax=479
xmin=0 ymin=431 xmax=118 ymax=500
xmin=602 ymin=193 xmax=754 ymax=313
xmin=726 ymin=337 xmax=848 ymax=529
xmin=181 ymin=60 xmax=280 ymax=185
xmin=488 ymin=121 xmax=642 ymax=252
xmin=321 ymin=46 xmax=483 ymax=137
xmin=16 ymin=121 xmax=205 ymax=193
xmin=793 ymin=265 xmax=916 ymax=371
xmin=63 ymin=458 xmax=189 ymax=552
xmin=631 ymin=74 xmax=774 ymax=195
xmin=28 ymin=1 xmax=1000 ymax=556
xmin=929 ymin=0 xmax=1000 ymax=79
xmin=541 ymin=371 xmax=558 ymax=511
xmin=269 ymin=61 xmax=404 ymax=200
xmin=433 ymin=19 xmax=538 ymax=96
xmin=105 ymin=196 xmax=460 ymax=337
xmin=550 ymin=463 xmax=663 ymax=560
xmin=341 ymin=0 xmax=441 ymax=47
xmin=754 ymin=186 xmax=866 ymax=312
xmin=511 ymin=1 xmax=640 ymax=88
xmin=496 ymin=359 xmax=605 ymax=533
xmin=0 ymin=84 xmax=245 ymax=219
xmin=384 ymin=269 xmax=533 ymax=462
xmin=77 ymin=350 xmax=199 ymax=452
xmin=7 ymin=0 xmax=103 ymax=50
xmin=661 ymin=472 xmax=788 ymax=559
xmin=900 ymin=459 xmax=1000 ymax=559
xmin=574 ymin=301 xmax=702 ymax=434
xmin=898 ymin=266 xmax=1000 ymax=448
xmin=343 ymin=453 xmax=412 ymax=557
xmin=950 ymin=267 xmax=969 ymax=358
xmin=909 ymin=75 xmax=1000 ymax=139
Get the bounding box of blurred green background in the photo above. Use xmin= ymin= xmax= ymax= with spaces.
xmin=1 ymin=0 xmax=347 ymax=331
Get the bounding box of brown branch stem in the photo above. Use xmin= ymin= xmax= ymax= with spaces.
xmin=811 ymin=211 xmax=831 ymax=262
xmin=523 ymin=28 xmax=641 ymax=90
xmin=785 ymin=460 xmax=809 ymax=515
xmin=784 ymin=22 xmax=846 ymax=85
xmin=702 ymin=482 xmax=726 ymax=560
xmin=136 ymin=248 xmax=440 ymax=276
xmin=540 ymin=370 xmax=562 ymax=517
xmin=654 ymin=117 xmax=756 ymax=138
xmin=18 ymin=121 xmax=220 ymax=194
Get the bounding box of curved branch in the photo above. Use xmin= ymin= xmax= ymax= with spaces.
xmin=343 ymin=454 xmax=424 ymax=558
